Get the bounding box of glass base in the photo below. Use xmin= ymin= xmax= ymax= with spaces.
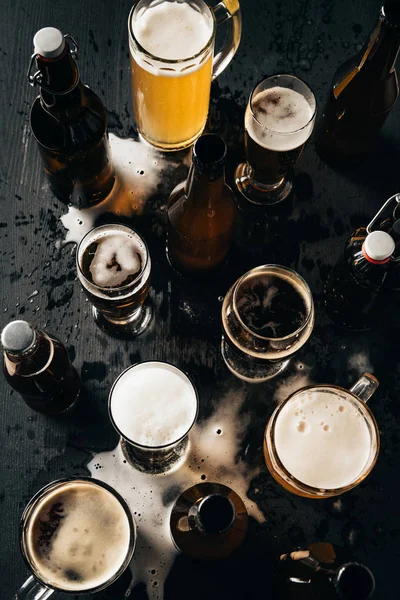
xmin=138 ymin=127 xmax=205 ymax=152
xmin=92 ymin=302 xmax=152 ymax=339
xmin=221 ymin=336 xmax=290 ymax=383
xmin=234 ymin=162 xmax=293 ymax=205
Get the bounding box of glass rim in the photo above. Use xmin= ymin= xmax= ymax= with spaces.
xmin=76 ymin=223 xmax=150 ymax=293
xmin=249 ymin=73 xmax=317 ymax=136
xmin=231 ymin=264 xmax=314 ymax=341
xmin=266 ymin=384 xmax=380 ymax=496
xmin=108 ymin=360 xmax=199 ymax=450
xmin=128 ymin=0 xmax=216 ymax=66
xmin=19 ymin=476 xmax=136 ymax=595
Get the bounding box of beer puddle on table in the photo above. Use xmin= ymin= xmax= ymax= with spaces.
xmin=87 ymin=390 xmax=265 ymax=599
xmin=60 ymin=133 xmax=189 ymax=244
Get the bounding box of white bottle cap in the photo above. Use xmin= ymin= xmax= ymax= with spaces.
xmin=363 ymin=230 xmax=395 ymax=261
xmin=34 ymin=27 xmax=65 ymax=58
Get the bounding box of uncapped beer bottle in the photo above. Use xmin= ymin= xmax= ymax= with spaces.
xmin=316 ymin=1 xmax=400 ymax=163
xmin=28 ymin=27 xmax=115 ymax=207
xmin=169 ymin=482 xmax=248 ymax=559
xmin=167 ymin=134 xmax=237 ymax=275
xmin=324 ymin=230 xmax=395 ymax=329
xmin=275 ymin=542 xmax=375 ymax=600
xmin=1 ymin=320 xmax=81 ymax=415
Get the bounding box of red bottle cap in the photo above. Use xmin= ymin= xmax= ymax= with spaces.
xmin=362 ymin=231 xmax=395 ymax=264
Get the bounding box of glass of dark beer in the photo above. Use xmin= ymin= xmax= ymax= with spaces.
xmin=16 ymin=477 xmax=136 ymax=598
xmin=235 ymin=74 xmax=317 ymax=205
xmin=77 ymin=224 xmax=152 ymax=336
xmin=221 ymin=265 xmax=314 ymax=382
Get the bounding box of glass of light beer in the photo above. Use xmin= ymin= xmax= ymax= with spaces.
xmin=77 ymin=223 xmax=152 ymax=337
xmin=16 ymin=477 xmax=136 ymax=599
xmin=235 ymin=74 xmax=317 ymax=204
xmin=109 ymin=361 xmax=199 ymax=474
xmin=264 ymin=373 xmax=380 ymax=498
xmin=221 ymin=265 xmax=314 ymax=382
xmin=128 ymin=0 xmax=242 ymax=151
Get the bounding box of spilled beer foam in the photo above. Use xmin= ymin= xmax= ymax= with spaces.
xmin=26 ymin=481 xmax=131 ymax=592
xmin=88 ymin=389 xmax=264 ymax=599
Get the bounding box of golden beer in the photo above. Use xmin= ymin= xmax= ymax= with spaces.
xmin=128 ymin=0 xmax=242 ymax=151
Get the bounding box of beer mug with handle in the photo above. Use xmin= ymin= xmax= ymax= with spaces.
xmin=264 ymin=373 xmax=380 ymax=498
xmin=128 ymin=0 xmax=242 ymax=150
xmin=15 ymin=478 xmax=136 ymax=599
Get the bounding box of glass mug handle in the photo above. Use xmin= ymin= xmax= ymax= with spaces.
xmin=212 ymin=0 xmax=242 ymax=80
xmin=349 ymin=372 xmax=379 ymax=403
xmin=15 ymin=575 xmax=53 ymax=600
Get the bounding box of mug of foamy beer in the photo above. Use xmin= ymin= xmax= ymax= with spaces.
xmin=16 ymin=478 xmax=136 ymax=598
xmin=264 ymin=373 xmax=380 ymax=498
xmin=235 ymin=74 xmax=317 ymax=205
xmin=76 ymin=224 xmax=152 ymax=336
xmin=109 ymin=361 xmax=199 ymax=474
xmin=128 ymin=0 xmax=242 ymax=150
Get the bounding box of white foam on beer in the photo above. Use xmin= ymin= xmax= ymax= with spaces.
xmin=27 ymin=481 xmax=131 ymax=592
xmin=60 ymin=134 xmax=185 ymax=245
xmin=110 ymin=363 xmax=198 ymax=446
xmin=274 ymin=389 xmax=371 ymax=490
xmin=246 ymin=87 xmax=314 ymax=152
xmin=132 ymin=1 xmax=212 ymax=60
xmin=88 ymin=389 xmax=263 ymax=599
xmin=88 ymin=233 xmax=141 ymax=288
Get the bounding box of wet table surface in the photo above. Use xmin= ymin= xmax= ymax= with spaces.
xmin=1 ymin=0 xmax=400 ymax=598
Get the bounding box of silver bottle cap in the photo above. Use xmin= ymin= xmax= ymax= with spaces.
xmin=1 ymin=320 xmax=36 ymax=354
xmin=364 ymin=230 xmax=395 ymax=261
xmin=34 ymin=27 xmax=65 ymax=58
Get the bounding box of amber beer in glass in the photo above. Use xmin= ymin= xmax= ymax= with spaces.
xmin=128 ymin=0 xmax=242 ymax=150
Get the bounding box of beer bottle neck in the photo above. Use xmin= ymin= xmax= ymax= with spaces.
xmin=36 ymin=48 xmax=83 ymax=116
xmin=186 ymin=162 xmax=226 ymax=204
xmin=362 ymin=10 xmax=400 ymax=79
xmin=189 ymin=494 xmax=235 ymax=534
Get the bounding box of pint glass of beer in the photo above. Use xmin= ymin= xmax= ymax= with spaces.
xmin=128 ymin=0 xmax=242 ymax=150
xmin=235 ymin=74 xmax=317 ymax=204
xmin=109 ymin=361 xmax=199 ymax=474
xmin=76 ymin=224 xmax=151 ymax=336
xmin=264 ymin=373 xmax=380 ymax=498
xmin=16 ymin=477 xmax=136 ymax=598
xmin=221 ymin=265 xmax=314 ymax=382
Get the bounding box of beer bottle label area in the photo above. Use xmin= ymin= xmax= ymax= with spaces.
xmin=2 ymin=1 xmax=400 ymax=599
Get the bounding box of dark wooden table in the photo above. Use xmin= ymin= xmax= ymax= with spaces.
xmin=1 ymin=0 xmax=400 ymax=598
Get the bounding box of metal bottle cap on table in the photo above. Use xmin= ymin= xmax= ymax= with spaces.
xmin=363 ymin=230 xmax=395 ymax=261
xmin=1 ymin=320 xmax=36 ymax=354
xmin=33 ymin=27 xmax=65 ymax=58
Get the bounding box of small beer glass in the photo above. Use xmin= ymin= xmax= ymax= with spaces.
xmin=221 ymin=265 xmax=314 ymax=382
xmin=109 ymin=361 xmax=199 ymax=474
xmin=16 ymin=477 xmax=136 ymax=598
xmin=128 ymin=0 xmax=242 ymax=150
xmin=264 ymin=374 xmax=380 ymax=498
xmin=76 ymin=223 xmax=152 ymax=336
xmin=235 ymin=74 xmax=317 ymax=205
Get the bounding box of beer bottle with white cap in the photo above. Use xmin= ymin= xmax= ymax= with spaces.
xmin=169 ymin=482 xmax=248 ymax=559
xmin=275 ymin=542 xmax=375 ymax=600
xmin=27 ymin=27 xmax=115 ymax=207
xmin=324 ymin=229 xmax=395 ymax=329
xmin=1 ymin=320 xmax=81 ymax=415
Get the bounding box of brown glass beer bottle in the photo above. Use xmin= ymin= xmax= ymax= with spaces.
xmin=275 ymin=542 xmax=375 ymax=600
xmin=324 ymin=230 xmax=395 ymax=329
xmin=316 ymin=1 xmax=400 ymax=164
xmin=169 ymin=482 xmax=248 ymax=559
xmin=28 ymin=27 xmax=115 ymax=207
xmin=1 ymin=320 xmax=81 ymax=415
xmin=167 ymin=134 xmax=237 ymax=275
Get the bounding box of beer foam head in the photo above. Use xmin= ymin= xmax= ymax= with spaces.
xmin=26 ymin=480 xmax=132 ymax=592
xmin=246 ymin=87 xmax=315 ymax=152
xmin=110 ymin=362 xmax=198 ymax=447
xmin=88 ymin=233 xmax=142 ymax=288
xmin=273 ymin=389 xmax=373 ymax=489
xmin=132 ymin=0 xmax=213 ymax=60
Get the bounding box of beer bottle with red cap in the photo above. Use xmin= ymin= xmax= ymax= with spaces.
xmin=324 ymin=230 xmax=395 ymax=329
xmin=27 ymin=27 xmax=115 ymax=207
